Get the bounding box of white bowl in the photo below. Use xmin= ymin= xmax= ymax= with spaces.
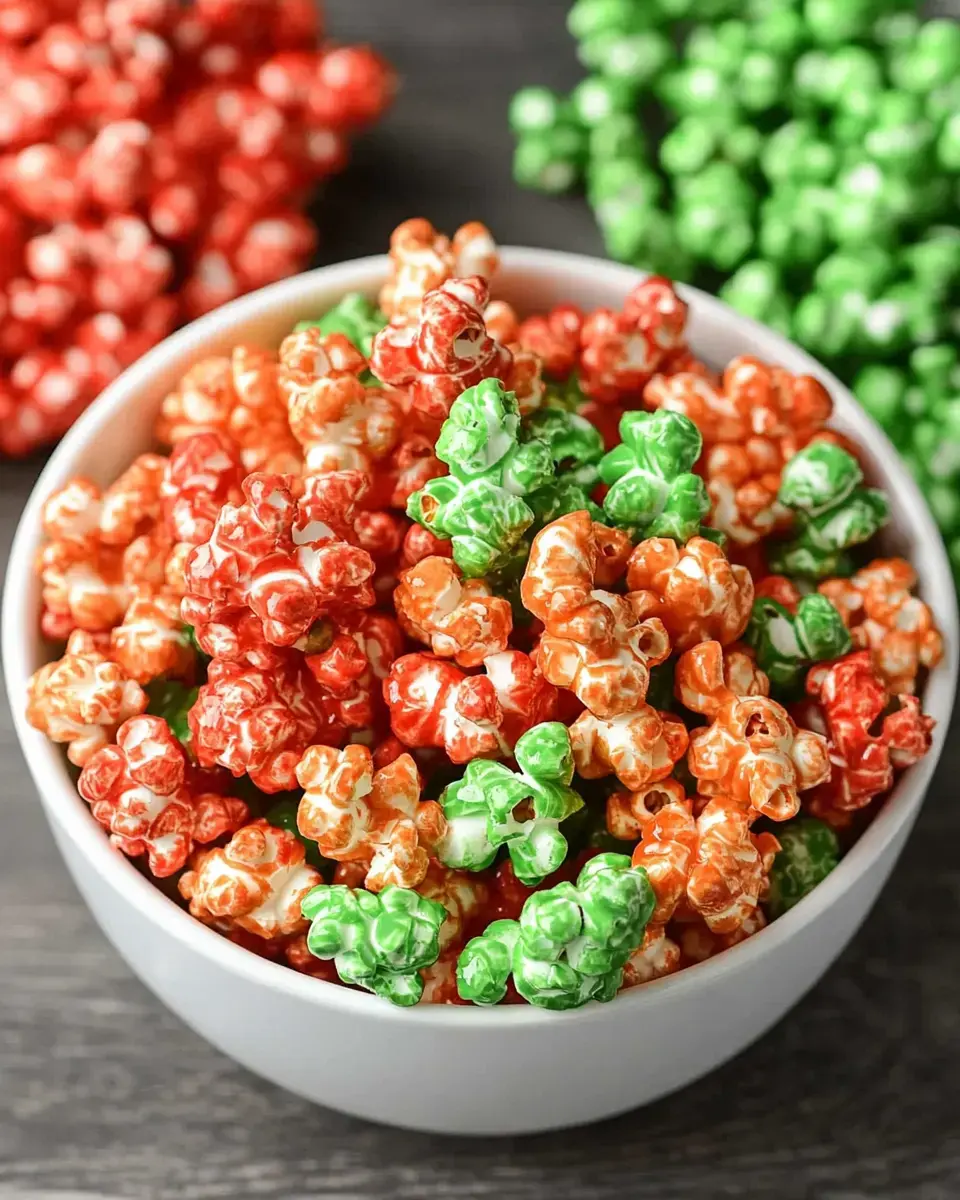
xmin=4 ymin=249 xmax=957 ymax=1136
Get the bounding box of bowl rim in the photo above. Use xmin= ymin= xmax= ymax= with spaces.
xmin=4 ymin=245 xmax=957 ymax=1029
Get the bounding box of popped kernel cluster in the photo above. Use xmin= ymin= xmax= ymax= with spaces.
xmin=26 ymin=218 xmax=942 ymax=1010
xmin=0 ymin=0 xmax=393 ymax=457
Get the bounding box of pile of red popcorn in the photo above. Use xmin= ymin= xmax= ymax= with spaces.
xmin=0 ymin=0 xmax=393 ymax=456
xmin=24 ymin=217 xmax=943 ymax=1008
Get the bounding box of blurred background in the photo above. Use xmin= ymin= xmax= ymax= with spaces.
xmin=2 ymin=1 xmax=960 ymax=1197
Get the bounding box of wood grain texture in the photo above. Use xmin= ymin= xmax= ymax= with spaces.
xmin=3 ymin=2 xmax=960 ymax=1196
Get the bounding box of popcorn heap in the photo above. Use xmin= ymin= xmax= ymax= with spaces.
xmin=508 ymin=1 xmax=960 ymax=586
xmin=0 ymin=0 xmax=393 ymax=456
xmin=26 ymin=218 xmax=941 ymax=1009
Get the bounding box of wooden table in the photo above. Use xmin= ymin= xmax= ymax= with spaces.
xmin=3 ymin=3 xmax=959 ymax=1196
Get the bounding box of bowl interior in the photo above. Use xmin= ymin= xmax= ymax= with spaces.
xmin=4 ymin=247 xmax=958 ymax=1024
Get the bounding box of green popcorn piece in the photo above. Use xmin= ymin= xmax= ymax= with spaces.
xmin=145 ymin=680 xmax=198 ymax=751
xmin=803 ymin=0 xmax=883 ymax=47
xmin=436 ymin=722 xmax=585 ymax=886
xmin=570 ymin=75 xmax=638 ymax=127
xmin=294 ymin=292 xmax=386 ymax=360
xmin=567 ymin=0 xmax=652 ymax=44
xmin=863 ymin=91 xmax=936 ymax=173
xmin=523 ymin=407 xmax=604 ymax=489
xmin=456 ymin=853 xmax=655 ymax=1010
xmin=301 ymin=884 xmax=446 ymax=1006
xmin=407 ymin=378 xmax=555 ymax=578
xmin=902 ymin=228 xmax=960 ymax=298
xmin=791 ymin=290 xmax=865 ymax=361
xmin=815 ymin=246 xmax=896 ymax=298
xmin=766 ymin=818 xmax=840 ymax=918
xmin=588 ymin=31 xmax=674 ymax=88
xmin=599 ymin=409 xmax=709 ymax=541
xmin=889 ymin=20 xmax=960 ymax=96
xmin=513 ymin=126 xmax=587 ymax=194
xmin=745 ymin=594 xmax=851 ymax=695
xmin=587 ymin=112 xmax=648 ymax=162
xmin=529 ymin=478 xmax=604 ymax=527
xmin=587 ymin=157 xmax=664 ymax=219
xmin=759 ymin=187 xmax=831 ymax=268
xmin=768 ymin=442 xmax=890 ymax=579
xmin=508 ymin=87 xmax=570 ymax=136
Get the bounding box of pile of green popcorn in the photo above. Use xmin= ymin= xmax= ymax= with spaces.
xmin=509 ymin=0 xmax=960 ymax=580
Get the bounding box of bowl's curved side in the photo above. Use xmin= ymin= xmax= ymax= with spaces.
xmin=3 ymin=248 xmax=957 ymax=1133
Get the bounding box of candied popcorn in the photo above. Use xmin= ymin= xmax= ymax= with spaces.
xmin=578 ymin=276 xmax=689 ymax=405
xmin=24 ymin=218 xmax=944 ymax=1011
xmin=800 ymin=651 xmax=935 ymax=821
xmin=155 ymin=347 xmax=301 ymax=474
xmin=110 ymin=593 xmax=193 ymax=684
xmin=78 ymin=715 xmax=247 ymax=877
xmin=278 ymin=326 xmax=402 ymax=476
xmin=189 ymin=656 xmax=335 ymax=793
xmin=296 ymin=744 xmax=445 ymax=891
xmin=676 ymin=641 xmax=830 ymax=822
xmin=570 ymin=703 xmax=689 ymax=792
xmin=26 ymin=630 xmax=147 ymax=766
xmin=384 ymin=649 xmax=556 ymax=763
xmin=370 ymin=276 xmax=513 ymax=421
xmin=819 ymin=558 xmax=944 ymax=695
xmin=393 ymin=555 xmax=512 ymax=668
xmin=626 ymin=535 xmax=754 ymax=653
xmin=183 ymin=470 xmax=375 ymax=655
xmin=523 ymin=511 xmax=667 ymax=717
xmin=180 ymin=819 xmax=322 ymax=941
xmin=379 ymin=218 xmax=498 ymax=321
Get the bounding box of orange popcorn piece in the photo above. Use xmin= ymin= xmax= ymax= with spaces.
xmin=819 ymin=558 xmax=944 ymax=695
xmin=570 ymin=703 xmax=689 ymax=791
xmin=675 ymin=907 xmax=768 ymax=965
xmin=179 ymin=819 xmax=322 ymax=942
xmin=626 ymin=535 xmax=754 ymax=651
xmin=295 ymin=744 xmax=445 ymax=891
xmin=393 ymin=555 xmax=511 ymax=668
xmin=630 ymin=797 xmax=698 ymax=923
xmin=621 ymin=923 xmax=681 ymax=988
xmin=110 ymin=592 xmax=194 ymax=685
xmin=99 ymin=453 xmax=167 ymax=546
xmin=277 ymin=326 xmax=402 ymax=475
xmin=676 ymin=641 xmax=830 ymax=822
xmin=26 ymin=629 xmax=147 ymax=767
xmin=686 ymin=796 xmax=780 ymax=934
xmin=606 ymin=777 xmax=688 ymax=842
xmin=155 ymin=346 xmax=301 ymax=474
xmin=417 ymin=859 xmax=490 ymax=950
xmin=702 ymin=437 xmax=791 ymax=546
xmin=522 ymin=511 xmax=667 ymax=717
xmin=378 ymin=217 xmax=498 ymax=320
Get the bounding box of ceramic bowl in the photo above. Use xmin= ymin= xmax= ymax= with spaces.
xmin=4 ymin=249 xmax=957 ymax=1135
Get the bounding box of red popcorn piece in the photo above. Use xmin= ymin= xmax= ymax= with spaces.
xmin=523 ymin=511 xmax=666 ymax=718
xmin=160 ymin=429 xmax=244 ymax=546
xmin=26 ymin=628 xmax=147 ymax=766
xmin=78 ymin=714 xmax=247 ymax=878
xmin=399 ymin=523 xmax=452 ymax=570
xmin=296 ymin=743 xmax=446 ymax=891
xmin=183 ymin=470 xmax=376 ymax=653
xmin=676 ymin=641 xmax=830 ymax=822
xmin=110 ymin=592 xmax=193 ymax=684
xmin=569 ymin=702 xmax=688 ymax=792
xmin=179 ymin=818 xmax=322 ymax=941
xmin=394 ymin=555 xmax=512 ymax=668
xmin=516 ymin=303 xmax=583 ymax=380
xmin=278 ymin=326 xmax=401 ymax=475
xmin=384 ymin=650 xmax=556 ymax=763
xmin=819 ymin=558 xmax=944 ymax=696
xmin=307 ymin=44 xmax=395 ymax=132
xmin=578 ymin=276 xmax=688 ymax=405
xmin=189 ymin=655 xmax=335 ymax=792
xmin=370 ymin=276 xmax=513 ymax=421
xmin=626 ymin=535 xmax=754 ymax=652
xmin=799 ymin=651 xmax=935 ymax=821
xmin=378 ymin=217 xmax=498 ymax=322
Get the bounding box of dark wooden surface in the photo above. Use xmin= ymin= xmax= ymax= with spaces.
xmin=3 ymin=2 xmax=960 ymax=1196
